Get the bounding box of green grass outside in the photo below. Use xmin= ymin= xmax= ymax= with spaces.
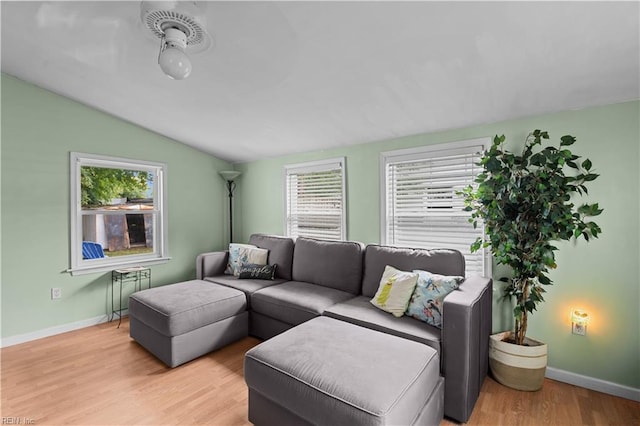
xmin=105 ymin=247 xmax=153 ymax=257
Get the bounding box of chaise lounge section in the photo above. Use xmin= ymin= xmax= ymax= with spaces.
xmin=129 ymin=280 xmax=248 ymax=368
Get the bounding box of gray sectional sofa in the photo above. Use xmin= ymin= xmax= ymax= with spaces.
xmin=196 ymin=234 xmax=493 ymax=423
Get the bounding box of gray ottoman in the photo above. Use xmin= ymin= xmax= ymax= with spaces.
xmin=244 ymin=316 xmax=444 ymax=426
xmin=129 ymin=280 xmax=248 ymax=367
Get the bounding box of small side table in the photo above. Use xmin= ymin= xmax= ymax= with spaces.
xmin=111 ymin=267 xmax=151 ymax=328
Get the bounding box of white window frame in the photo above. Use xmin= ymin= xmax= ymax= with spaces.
xmin=69 ymin=152 xmax=170 ymax=275
xmin=380 ymin=138 xmax=491 ymax=277
xmin=284 ymin=157 xmax=347 ymax=241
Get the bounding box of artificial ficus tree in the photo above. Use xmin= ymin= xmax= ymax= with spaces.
xmin=461 ymin=130 xmax=602 ymax=345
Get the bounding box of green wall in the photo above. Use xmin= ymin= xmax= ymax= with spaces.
xmin=235 ymin=101 xmax=640 ymax=389
xmin=1 ymin=72 xmax=638 ymax=390
xmin=1 ymin=74 xmax=231 ymax=338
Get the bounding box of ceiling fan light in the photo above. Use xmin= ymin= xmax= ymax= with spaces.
xmin=159 ymin=46 xmax=192 ymax=79
xmin=142 ymin=3 xmax=211 ymax=81
xmin=158 ymin=27 xmax=192 ymax=80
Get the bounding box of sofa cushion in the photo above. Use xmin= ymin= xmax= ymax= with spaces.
xmin=128 ymin=280 xmax=246 ymax=337
xmin=204 ymin=275 xmax=286 ymax=308
xmin=323 ymin=295 xmax=441 ymax=354
xmin=251 ymin=281 xmax=356 ymax=325
xmin=249 ymin=234 xmax=295 ymax=280
xmin=361 ymin=245 xmax=465 ymax=298
xmin=370 ymin=265 xmax=418 ymax=317
xmin=292 ymin=237 xmax=363 ymax=294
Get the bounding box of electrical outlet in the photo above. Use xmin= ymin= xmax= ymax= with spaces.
xmin=572 ymin=322 xmax=586 ymax=336
xmin=51 ymin=288 xmax=62 ymax=300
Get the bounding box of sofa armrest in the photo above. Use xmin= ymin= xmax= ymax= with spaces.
xmin=196 ymin=251 xmax=229 ymax=279
xmin=442 ymin=275 xmax=493 ymax=423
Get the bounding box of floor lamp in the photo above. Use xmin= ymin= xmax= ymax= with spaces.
xmin=219 ymin=170 xmax=242 ymax=243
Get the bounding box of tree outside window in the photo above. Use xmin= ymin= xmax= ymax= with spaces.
xmin=70 ymin=153 xmax=169 ymax=275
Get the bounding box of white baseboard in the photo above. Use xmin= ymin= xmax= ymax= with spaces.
xmin=0 ymin=311 xmax=127 ymax=348
xmin=546 ymin=366 xmax=640 ymax=402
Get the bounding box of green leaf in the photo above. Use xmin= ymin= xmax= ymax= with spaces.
xmin=577 ymin=204 xmax=589 ymax=214
xmin=538 ymin=275 xmax=552 ymax=285
xmin=560 ymin=135 xmax=576 ymax=146
xmin=590 ymin=203 xmax=604 ymax=216
xmin=582 ymin=158 xmax=592 ymax=171
xmin=583 ymin=173 xmax=599 ymax=182
xmin=580 ymin=185 xmax=589 ymax=195
xmin=513 ymin=306 xmax=523 ymax=319
xmin=525 ymin=301 xmax=537 ymax=313
xmin=589 ymin=222 xmax=602 ymax=237
xmin=486 ymin=157 xmax=501 ymax=172
xmin=530 ymin=153 xmax=544 ymax=166
xmin=470 ymin=239 xmax=483 ymax=253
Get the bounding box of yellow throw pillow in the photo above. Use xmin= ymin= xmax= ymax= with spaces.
xmin=370 ymin=265 xmax=418 ymax=317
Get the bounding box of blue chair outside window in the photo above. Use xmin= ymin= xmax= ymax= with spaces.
xmin=82 ymin=241 xmax=106 ymax=259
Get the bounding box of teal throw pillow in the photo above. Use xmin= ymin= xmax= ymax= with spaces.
xmin=405 ymin=270 xmax=464 ymax=328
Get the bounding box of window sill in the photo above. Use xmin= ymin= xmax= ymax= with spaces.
xmin=67 ymin=257 xmax=171 ymax=276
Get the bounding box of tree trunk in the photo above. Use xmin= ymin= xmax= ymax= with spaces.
xmin=516 ymin=280 xmax=530 ymax=345
xmin=518 ymin=310 xmax=528 ymax=345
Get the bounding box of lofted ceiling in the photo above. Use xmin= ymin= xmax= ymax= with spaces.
xmin=2 ymin=1 xmax=639 ymax=163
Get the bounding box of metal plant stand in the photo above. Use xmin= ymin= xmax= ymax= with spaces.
xmin=111 ymin=267 xmax=151 ymax=328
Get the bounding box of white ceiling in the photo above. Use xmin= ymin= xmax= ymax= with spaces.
xmin=2 ymin=1 xmax=639 ymax=163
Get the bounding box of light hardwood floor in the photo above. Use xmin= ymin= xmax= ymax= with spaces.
xmin=2 ymin=318 xmax=638 ymax=425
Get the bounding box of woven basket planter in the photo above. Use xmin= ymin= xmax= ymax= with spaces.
xmin=489 ymin=331 xmax=547 ymax=391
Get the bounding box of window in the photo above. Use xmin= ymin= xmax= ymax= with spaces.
xmin=69 ymin=153 xmax=169 ymax=275
xmin=285 ymin=158 xmax=346 ymax=241
xmin=381 ymin=138 xmax=490 ymax=277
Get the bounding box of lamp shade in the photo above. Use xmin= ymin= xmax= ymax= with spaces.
xmin=219 ymin=170 xmax=241 ymax=181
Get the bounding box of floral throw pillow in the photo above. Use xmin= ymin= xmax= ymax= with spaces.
xmin=225 ymin=244 xmax=268 ymax=276
xmin=370 ymin=265 xmax=418 ymax=317
xmin=405 ymin=270 xmax=464 ymax=328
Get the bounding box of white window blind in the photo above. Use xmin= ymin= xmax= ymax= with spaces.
xmin=381 ymin=139 xmax=490 ymax=277
xmin=285 ymin=158 xmax=346 ymax=241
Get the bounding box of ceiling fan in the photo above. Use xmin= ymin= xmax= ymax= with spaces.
xmin=140 ymin=1 xmax=212 ymax=80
